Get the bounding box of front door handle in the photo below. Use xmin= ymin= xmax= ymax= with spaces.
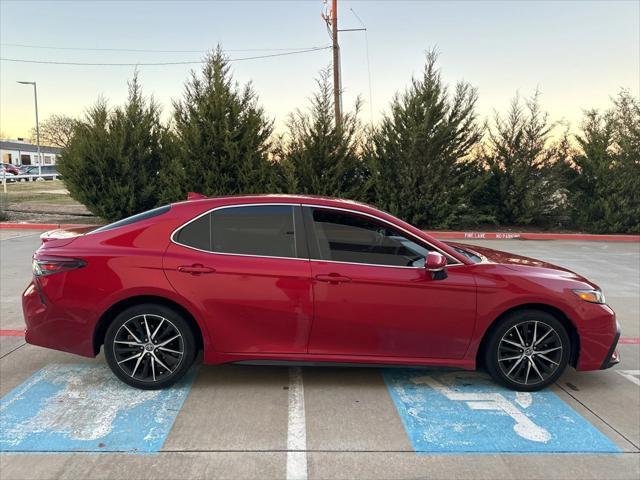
xmin=177 ymin=264 xmax=216 ymax=275
xmin=315 ymin=273 xmax=352 ymax=284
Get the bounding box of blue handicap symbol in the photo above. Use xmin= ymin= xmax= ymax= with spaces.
xmin=0 ymin=364 xmax=194 ymax=453
xmin=383 ymin=369 xmax=620 ymax=454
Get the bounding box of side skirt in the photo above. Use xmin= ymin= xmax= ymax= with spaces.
xmin=203 ymin=350 xmax=476 ymax=371
xmin=232 ymin=360 xmax=467 ymax=370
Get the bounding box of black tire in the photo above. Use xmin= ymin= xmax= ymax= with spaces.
xmin=104 ymin=303 xmax=196 ymax=390
xmin=484 ymin=309 xmax=571 ymax=392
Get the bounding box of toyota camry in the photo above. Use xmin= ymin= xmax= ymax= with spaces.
xmin=22 ymin=194 xmax=620 ymax=391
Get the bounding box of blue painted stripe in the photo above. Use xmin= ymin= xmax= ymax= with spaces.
xmin=0 ymin=364 xmax=194 ymax=453
xmin=383 ymin=369 xmax=621 ymax=454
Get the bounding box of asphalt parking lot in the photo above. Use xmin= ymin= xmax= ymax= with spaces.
xmin=1 ymin=230 xmax=639 ymax=480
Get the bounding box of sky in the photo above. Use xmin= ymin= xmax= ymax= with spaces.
xmin=0 ymin=0 xmax=638 ymax=139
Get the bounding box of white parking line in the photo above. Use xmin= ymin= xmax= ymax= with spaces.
xmin=617 ymin=370 xmax=640 ymax=386
xmin=286 ymin=366 xmax=307 ymax=480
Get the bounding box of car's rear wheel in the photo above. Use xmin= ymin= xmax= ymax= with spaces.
xmin=484 ymin=309 xmax=570 ymax=391
xmin=104 ymin=304 xmax=196 ymax=390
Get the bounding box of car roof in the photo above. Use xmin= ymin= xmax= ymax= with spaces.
xmin=168 ymin=194 xmax=472 ymax=265
xmin=174 ymin=193 xmax=377 ymax=211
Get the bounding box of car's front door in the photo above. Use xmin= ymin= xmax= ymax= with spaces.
xmin=304 ymin=206 xmax=477 ymax=359
xmin=163 ymin=204 xmax=313 ymax=354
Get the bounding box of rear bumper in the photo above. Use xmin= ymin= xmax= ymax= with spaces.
xmin=22 ymin=280 xmax=96 ymax=357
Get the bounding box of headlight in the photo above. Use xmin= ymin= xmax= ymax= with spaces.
xmin=573 ymin=289 xmax=606 ymax=304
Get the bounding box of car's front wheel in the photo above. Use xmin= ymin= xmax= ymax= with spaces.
xmin=484 ymin=310 xmax=570 ymax=391
xmin=104 ymin=304 xmax=196 ymax=390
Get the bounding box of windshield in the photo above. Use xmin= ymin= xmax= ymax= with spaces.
xmin=450 ymin=246 xmax=483 ymax=264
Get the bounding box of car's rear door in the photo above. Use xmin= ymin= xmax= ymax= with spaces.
xmin=163 ymin=204 xmax=313 ymax=354
xmin=304 ymin=206 xmax=477 ymax=359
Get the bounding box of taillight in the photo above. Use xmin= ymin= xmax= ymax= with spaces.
xmin=33 ymin=257 xmax=86 ymax=277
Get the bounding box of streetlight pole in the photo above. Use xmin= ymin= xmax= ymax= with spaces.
xmin=17 ymin=81 xmax=42 ymax=177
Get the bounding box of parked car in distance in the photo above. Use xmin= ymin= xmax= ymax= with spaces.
xmin=22 ymin=195 xmax=620 ymax=391
xmin=18 ymin=165 xmax=61 ymax=179
xmin=1 ymin=164 xmax=19 ymax=181
xmin=2 ymin=163 xmax=20 ymax=175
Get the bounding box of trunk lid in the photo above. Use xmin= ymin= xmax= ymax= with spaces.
xmin=40 ymin=225 xmax=99 ymax=248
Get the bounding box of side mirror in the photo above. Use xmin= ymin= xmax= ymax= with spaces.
xmin=425 ymin=251 xmax=448 ymax=279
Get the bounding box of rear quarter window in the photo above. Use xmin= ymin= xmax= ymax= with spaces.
xmin=174 ymin=213 xmax=212 ymax=251
xmin=92 ymin=205 xmax=171 ymax=234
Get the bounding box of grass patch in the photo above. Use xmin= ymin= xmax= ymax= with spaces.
xmin=1 ymin=180 xmax=78 ymax=206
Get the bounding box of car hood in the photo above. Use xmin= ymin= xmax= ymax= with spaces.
xmin=446 ymin=241 xmax=597 ymax=287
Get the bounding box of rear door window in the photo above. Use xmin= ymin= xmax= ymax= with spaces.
xmin=174 ymin=205 xmax=307 ymax=259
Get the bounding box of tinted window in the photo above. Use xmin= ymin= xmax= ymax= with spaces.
xmin=309 ymin=208 xmax=433 ymax=267
xmin=174 ymin=213 xmax=211 ymax=251
xmin=92 ymin=205 xmax=171 ymax=234
xmin=174 ymin=205 xmax=301 ymax=259
xmin=212 ymin=205 xmax=297 ymax=258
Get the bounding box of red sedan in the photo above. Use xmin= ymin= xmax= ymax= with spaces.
xmin=22 ymin=195 xmax=620 ymax=391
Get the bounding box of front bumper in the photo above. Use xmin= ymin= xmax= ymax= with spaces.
xmin=600 ymin=322 xmax=621 ymax=370
xmin=575 ymin=304 xmax=621 ymax=371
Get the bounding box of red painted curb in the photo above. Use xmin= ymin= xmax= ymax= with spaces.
xmin=619 ymin=337 xmax=640 ymax=345
xmin=0 ymin=223 xmax=84 ymax=230
xmin=426 ymin=231 xmax=640 ymax=242
xmin=1 ymin=222 xmax=638 ymax=241
xmin=0 ymin=329 xmax=26 ymax=337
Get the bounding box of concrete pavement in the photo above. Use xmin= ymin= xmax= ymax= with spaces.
xmin=1 ymin=232 xmax=639 ymax=479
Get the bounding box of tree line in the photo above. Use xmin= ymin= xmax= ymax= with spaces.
xmin=58 ymin=48 xmax=640 ymax=233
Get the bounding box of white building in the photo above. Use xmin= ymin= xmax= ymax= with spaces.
xmin=0 ymin=139 xmax=62 ymax=166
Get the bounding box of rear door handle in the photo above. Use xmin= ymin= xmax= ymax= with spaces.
xmin=315 ymin=273 xmax=352 ymax=284
xmin=177 ymin=264 xmax=216 ymax=275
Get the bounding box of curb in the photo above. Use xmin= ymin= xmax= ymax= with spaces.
xmin=424 ymin=231 xmax=640 ymax=242
xmin=1 ymin=222 xmax=638 ymax=242
xmin=0 ymin=223 xmax=84 ymax=230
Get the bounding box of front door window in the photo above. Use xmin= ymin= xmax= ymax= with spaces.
xmin=308 ymin=207 xmax=437 ymax=268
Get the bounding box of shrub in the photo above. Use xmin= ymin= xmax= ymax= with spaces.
xmin=58 ymin=74 xmax=169 ymax=221
xmin=158 ymin=48 xmax=279 ymax=203
xmin=278 ymin=67 xmax=370 ymax=199
xmin=367 ymin=51 xmax=483 ymax=228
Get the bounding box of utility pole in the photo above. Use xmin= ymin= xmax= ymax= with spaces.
xmin=17 ymin=81 xmax=42 ymax=177
xmin=331 ymin=0 xmax=342 ymax=128
xmin=323 ymin=1 xmax=366 ymax=129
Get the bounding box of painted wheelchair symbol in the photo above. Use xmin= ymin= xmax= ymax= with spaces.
xmin=411 ymin=372 xmax=551 ymax=443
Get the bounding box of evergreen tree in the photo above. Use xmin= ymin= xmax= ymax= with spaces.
xmin=368 ymin=51 xmax=483 ymax=228
xmin=280 ymin=67 xmax=369 ymax=198
xmin=159 ymin=48 xmax=278 ymax=202
xmin=481 ymin=92 xmax=566 ymax=226
xmin=567 ymin=90 xmax=640 ymax=233
xmin=58 ymin=74 xmax=169 ymax=221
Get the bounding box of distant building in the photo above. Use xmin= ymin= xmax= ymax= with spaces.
xmin=0 ymin=139 xmax=62 ymax=166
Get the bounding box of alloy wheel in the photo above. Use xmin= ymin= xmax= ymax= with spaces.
xmin=497 ymin=320 xmax=563 ymax=386
xmin=112 ymin=314 xmax=184 ymax=383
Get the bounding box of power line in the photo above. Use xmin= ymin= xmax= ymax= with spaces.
xmin=1 ymin=42 xmax=329 ymax=54
xmin=0 ymin=46 xmax=331 ymax=66
xmin=350 ymin=8 xmax=374 ymax=124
